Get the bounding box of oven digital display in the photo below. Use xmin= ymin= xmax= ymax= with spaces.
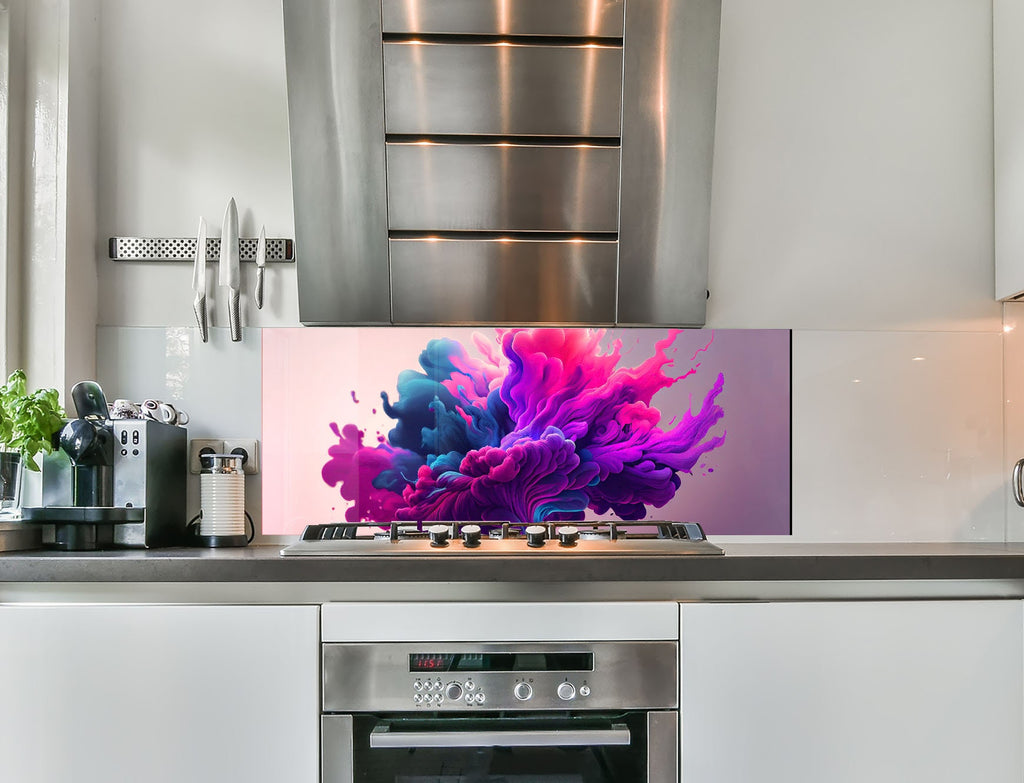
xmin=409 ymin=652 xmax=594 ymax=673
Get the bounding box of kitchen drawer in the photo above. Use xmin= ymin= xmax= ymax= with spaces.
xmin=386 ymin=142 xmax=622 ymax=232
xmin=381 ymin=0 xmax=625 ymax=37
xmin=389 ymin=238 xmax=618 ymax=323
xmin=384 ymin=42 xmax=623 ymax=137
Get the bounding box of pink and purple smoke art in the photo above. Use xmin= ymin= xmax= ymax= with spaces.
xmin=321 ymin=329 xmax=726 ymax=526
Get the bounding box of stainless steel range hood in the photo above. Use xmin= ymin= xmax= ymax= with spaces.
xmin=283 ymin=0 xmax=721 ymax=326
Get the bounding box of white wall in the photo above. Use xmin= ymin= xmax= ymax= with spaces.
xmin=91 ymin=0 xmax=1005 ymax=542
xmin=96 ymin=0 xmax=296 ymax=328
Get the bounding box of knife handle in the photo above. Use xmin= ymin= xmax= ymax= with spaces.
xmin=193 ymin=294 xmax=209 ymax=343
xmin=255 ymin=267 xmax=265 ymax=310
xmin=228 ymin=289 xmax=241 ymax=342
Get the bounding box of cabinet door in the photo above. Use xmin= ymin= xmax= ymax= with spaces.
xmin=996 ymin=0 xmax=1024 ymax=299
xmin=0 ymin=604 xmax=319 ymax=783
xmin=680 ymin=601 xmax=1023 ymax=783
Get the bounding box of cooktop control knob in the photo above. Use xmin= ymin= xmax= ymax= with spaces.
xmin=445 ymin=682 xmax=464 ymax=702
xmin=461 ymin=524 xmax=482 ymax=548
xmin=525 ymin=525 xmax=547 ymax=548
xmin=513 ymin=682 xmax=533 ymax=701
xmin=428 ymin=524 xmax=450 ymax=547
xmin=556 ymin=525 xmax=579 ymax=547
xmin=557 ymin=682 xmax=576 ymax=701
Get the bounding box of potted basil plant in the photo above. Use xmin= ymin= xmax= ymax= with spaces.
xmin=0 ymin=370 xmax=65 ymax=515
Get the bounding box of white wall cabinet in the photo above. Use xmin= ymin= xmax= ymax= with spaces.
xmin=680 ymin=600 xmax=1023 ymax=783
xmin=996 ymin=0 xmax=1024 ymax=300
xmin=0 ymin=604 xmax=319 ymax=783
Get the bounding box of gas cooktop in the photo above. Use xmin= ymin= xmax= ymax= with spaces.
xmin=279 ymin=520 xmax=723 ymax=557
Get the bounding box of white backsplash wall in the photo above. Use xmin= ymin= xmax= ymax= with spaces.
xmin=94 ymin=325 xmax=1006 ymax=543
xmin=791 ymin=331 xmax=1003 ymax=542
xmin=90 ymin=0 xmax=1005 ymax=542
xmin=96 ymin=327 xmax=264 ymax=538
xmin=1003 ymin=302 xmax=1024 ymax=541
xmin=96 ymin=0 xmax=298 ymax=329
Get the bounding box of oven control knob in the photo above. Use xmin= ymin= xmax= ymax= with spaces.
xmin=525 ymin=525 xmax=547 ymax=547
xmin=556 ymin=526 xmax=579 ymax=547
xmin=557 ymin=682 xmax=576 ymax=701
xmin=461 ymin=524 xmax=482 ymax=548
xmin=445 ymin=682 xmax=464 ymax=701
xmin=513 ymin=682 xmax=533 ymax=701
xmin=428 ymin=524 xmax=450 ymax=547
xmin=579 ymin=685 xmax=591 ymax=697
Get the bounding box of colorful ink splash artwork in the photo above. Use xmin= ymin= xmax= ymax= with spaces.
xmin=262 ymin=328 xmax=791 ymax=536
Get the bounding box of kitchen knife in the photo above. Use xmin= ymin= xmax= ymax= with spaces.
xmin=254 ymin=224 xmax=266 ymax=309
xmin=219 ymin=197 xmax=241 ymax=342
xmin=192 ymin=216 xmax=209 ymax=342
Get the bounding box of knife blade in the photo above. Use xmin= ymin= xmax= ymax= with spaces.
xmin=219 ymin=197 xmax=241 ymax=342
xmin=192 ymin=217 xmax=209 ymax=342
xmin=254 ymin=224 xmax=266 ymax=310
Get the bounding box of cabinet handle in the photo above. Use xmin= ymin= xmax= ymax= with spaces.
xmin=369 ymin=723 xmax=630 ymax=749
xmin=1013 ymin=458 xmax=1024 ymax=507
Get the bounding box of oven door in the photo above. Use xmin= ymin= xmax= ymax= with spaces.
xmin=323 ymin=711 xmax=677 ymax=783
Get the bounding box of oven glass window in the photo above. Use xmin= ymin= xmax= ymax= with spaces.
xmin=349 ymin=713 xmax=648 ymax=782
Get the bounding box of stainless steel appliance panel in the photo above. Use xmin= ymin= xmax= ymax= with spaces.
xmin=382 ymin=0 xmax=625 ymax=37
xmin=322 ymin=715 xmax=354 ymax=783
xmin=322 ymin=641 xmax=678 ymax=713
xmin=386 ymin=143 xmax=621 ymax=231
xmin=390 ymin=238 xmax=617 ymax=324
xmin=617 ymin=0 xmax=721 ymax=326
xmin=383 ymin=42 xmax=623 ymax=137
xmin=284 ymin=0 xmax=392 ymax=325
xmin=111 ymin=420 xmax=186 ymax=547
xmin=368 ymin=723 xmax=632 ymax=748
xmin=647 ymin=711 xmax=679 ymax=782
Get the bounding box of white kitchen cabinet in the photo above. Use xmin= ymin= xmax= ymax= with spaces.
xmin=996 ymin=0 xmax=1024 ymax=300
xmin=0 ymin=604 xmax=319 ymax=783
xmin=679 ymin=600 xmax=1023 ymax=783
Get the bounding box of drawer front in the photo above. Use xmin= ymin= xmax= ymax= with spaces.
xmin=384 ymin=42 xmax=623 ymax=137
xmin=386 ymin=143 xmax=621 ymax=232
xmin=382 ymin=0 xmax=625 ymax=37
xmin=390 ymin=238 xmax=617 ymax=323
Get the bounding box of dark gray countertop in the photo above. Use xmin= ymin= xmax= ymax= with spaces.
xmin=2 ymin=542 xmax=1024 ymax=583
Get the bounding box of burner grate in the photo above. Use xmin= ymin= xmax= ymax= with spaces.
xmin=299 ymin=520 xmax=710 ymax=541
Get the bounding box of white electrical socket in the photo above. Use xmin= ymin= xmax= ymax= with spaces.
xmin=188 ymin=439 xmax=224 ymax=474
xmin=223 ymin=438 xmax=260 ymax=475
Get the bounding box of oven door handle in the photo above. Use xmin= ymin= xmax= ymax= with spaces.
xmin=369 ymin=723 xmax=632 ymax=749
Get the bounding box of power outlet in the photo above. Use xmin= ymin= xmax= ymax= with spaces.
xmin=189 ymin=439 xmax=224 ymax=474
xmin=223 ymin=438 xmax=260 ymax=475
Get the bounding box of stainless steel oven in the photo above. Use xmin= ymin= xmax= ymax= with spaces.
xmin=321 ymin=640 xmax=678 ymax=782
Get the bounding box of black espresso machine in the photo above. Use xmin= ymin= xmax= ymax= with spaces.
xmin=22 ymin=381 xmax=187 ymax=550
